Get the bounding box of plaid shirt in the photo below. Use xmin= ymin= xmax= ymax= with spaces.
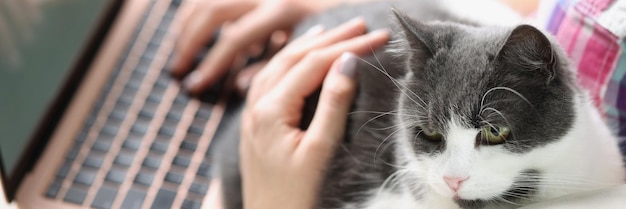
xmin=535 ymin=0 xmax=626 ymax=145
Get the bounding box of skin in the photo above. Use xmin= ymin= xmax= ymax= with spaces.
xmin=173 ymin=1 xmax=538 ymax=209
xmin=240 ymin=19 xmax=388 ymax=209
xmin=169 ymin=0 xmax=376 ymax=95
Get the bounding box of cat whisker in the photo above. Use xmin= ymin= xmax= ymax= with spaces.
xmin=374 ymin=127 xmax=404 ymax=164
xmin=480 ymin=107 xmax=515 ymax=141
xmin=493 ymin=195 xmax=526 ymax=206
xmin=355 ymin=110 xmax=406 ymax=137
xmin=349 ymin=110 xmax=403 ymax=116
xmin=367 ymin=42 xmax=427 ymax=108
xmin=480 ymin=86 xmax=534 ymax=111
xmin=357 ymin=56 xmax=427 ymax=109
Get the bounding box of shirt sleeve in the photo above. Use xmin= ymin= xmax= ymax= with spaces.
xmin=535 ymin=0 xmax=626 ymax=142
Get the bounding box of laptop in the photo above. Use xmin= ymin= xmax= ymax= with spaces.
xmin=0 ymin=0 xmax=238 ymax=208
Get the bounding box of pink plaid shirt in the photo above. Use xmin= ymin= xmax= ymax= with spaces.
xmin=536 ymin=0 xmax=626 ymax=144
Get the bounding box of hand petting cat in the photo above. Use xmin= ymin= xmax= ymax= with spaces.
xmin=169 ymin=0 xmax=378 ymax=95
xmin=238 ymin=18 xmax=388 ymax=209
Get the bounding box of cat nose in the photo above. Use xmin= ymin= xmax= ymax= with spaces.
xmin=443 ymin=176 xmax=468 ymax=192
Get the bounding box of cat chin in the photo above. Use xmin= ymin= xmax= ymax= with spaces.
xmin=393 ymin=93 xmax=625 ymax=208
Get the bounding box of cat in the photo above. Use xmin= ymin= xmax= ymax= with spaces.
xmin=213 ymin=1 xmax=626 ymax=209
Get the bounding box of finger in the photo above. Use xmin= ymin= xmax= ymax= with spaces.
xmin=236 ymin=60 xmax=267 ymax=97
xmin=275 ymin=29 xmax=388 ymax=100
xmin=298 ymin=53 xmax=360 ymax=156
xmin=245 ymin=24 xmax=325 ymax=104
xmin=171 ymin=1 xmax=256 ymax=76
xmin=183 ymin=2 xmax=311 ymax=94
xmin=269 ymin=30 xmax=290 ymax=53
xmin=248 ymin=18 xmax=367 ymax=104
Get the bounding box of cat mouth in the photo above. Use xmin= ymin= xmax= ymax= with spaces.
xmin=454 ymin=169 xmax=540 ymax=209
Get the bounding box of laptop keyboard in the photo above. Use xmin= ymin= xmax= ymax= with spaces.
xmin=44 ymin=0 xmax=228 ymax=208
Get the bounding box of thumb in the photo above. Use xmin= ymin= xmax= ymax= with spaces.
xmin=299 ymin=52 xmax=359 ymax=156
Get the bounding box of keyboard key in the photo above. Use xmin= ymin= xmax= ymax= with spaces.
xmin=188 ymin=125 xmax=203 ymax=135
xmin=154 ymin=76 xmax=169 ymax=88
xmin=130 ymin=71 xmax=145 ymax=82
xmin=172 ymin=156 xmax=191 ymax=167
xmin=65 ymin=144 xmax=80 ymax=160
xmin=83 ymin=154 xmax=104 ymax=168
xmin=134 ymin=172 xmax=154 ymax=186
xmin=158 ymin=126 xmax=175 ymax=138
xmin=123 ymin=138 xmax=142 ymax=151
xmin=74 ymin=169 xmax=96 ymax=185
xmin=150 ymin=140 xmax=168 ymax=153
xmin=118 ymin=92 xmax=135 ymax=104
xmin=181 ymin=199 xmax=202 ymax=209
xmin=138 ymin=108 xmax=155 ymax=119
xmin=45 ymin=181 xmax=62 ymax=198
xmin=84 ymin=115 xmax=96 ymax=126
xmin=150 ymin=189 xmax=176 ymax=209
xmin=127 ymin=76 xmax=144 ymax=88
xmin=64 ymin=186 xmax=87 ymax=204
xmin=120 ymin=188 xmax=146 ymax=209
xmin=109 ymin=109 xmax=126 ymax=121
xmin=170 ymin=0 xmax=182 ymax=7
xmin=163 ymin=9 xmax=176 ymax=23
xmin=105 ymin=169 xmax=126 ymax=184
xmin=151 ymin=86 xmax=166 ymax=97
xmin=75 ymin=130 xmax=88 ymax=143
xmin=143 ymin=101 xmax=159 ymax=113
xmin=189 ymin=182 xmax=209 ymax=195
xmin=152 ymin=27 xmax=168 ymax=43
xmin=102 ymin=123 xmax=120 ymax=135
xmin=184 ymin=133 xmax=201 ymax=141
xmin=131 ymin=123 xmax=148 ymax=135
xmin=92 ymin=139 xmax=112 ymax=152
xmin=165 ymin=111 xmax=182 ymax=122
xmin=164 ymin=172 xmax=184 ymax=184
xmin=179 ymin=141 xmax=197 ymax=152
xmin=116 ymin=94 xmax=133 ymax=106
xmin=142 ymin=156 xmax=162 ymax=169
xmin=56 ymin=163 xmax=72 ymax=179
xmin=146 ymin=93 xmax=162 ymax=103
xmin=197 ymin=162 xmax=211 ymax=177
xmin=136 ymin=57 xmax=152 ymax=73
xmin=173 ymin=95 xmax=189 ymax=105
xmin=93 ymin=97 xmax=106 ymax=111
xmin=195 ymin=108 xmax=211 ymax=120
xmin=114 ymin=153 xmax=134 ymax=167
xmin=91 ymin=185 xmax=117 ymax=209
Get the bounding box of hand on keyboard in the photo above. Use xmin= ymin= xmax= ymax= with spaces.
xmin=238 ymin=18 xmax=389 ymax=209
xmin=170 ymin=0 xmax=340 ymax=95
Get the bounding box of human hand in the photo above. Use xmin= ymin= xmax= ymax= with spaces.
xmin=239 ymin=17 xmax=389 ymax=209
xmin=170 ymin=0 xmax=344 ymax=95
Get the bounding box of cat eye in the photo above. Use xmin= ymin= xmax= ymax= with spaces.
xmin=421 ymin=128 xmax=443 ymax=142
xmin=480 ymin=126 xmax=510 ymax=145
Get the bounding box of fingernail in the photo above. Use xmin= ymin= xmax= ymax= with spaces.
xmin=236 ymin=76 xmax=251 ymax=96
xmin=367 ymin=28 xmax=389 ymax=37
xmin=346 ymin=16 xmax=365 ymax=26
xmin=303 ymin=24 xmax=325 ymax=37
xmin=338 ymin=52 xmax=358 ymax=79
xmin=183 ymin=71 xmax=201 ymax=90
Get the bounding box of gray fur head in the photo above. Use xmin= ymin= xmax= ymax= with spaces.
xmin=387 ymin=11 xmax=583 ymax=209
xmin=390 ymin=10 xmax=577 ymax=155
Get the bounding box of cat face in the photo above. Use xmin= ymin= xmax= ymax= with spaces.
xmin=389 ymin=12 xmax=582 ymax=208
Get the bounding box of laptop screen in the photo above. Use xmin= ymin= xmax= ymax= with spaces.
xmin=0 ymin=0 xmax=110 ymax=180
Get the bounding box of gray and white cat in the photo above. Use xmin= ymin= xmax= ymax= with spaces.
xmin=214 ymin=1 xmax=626 ymax=209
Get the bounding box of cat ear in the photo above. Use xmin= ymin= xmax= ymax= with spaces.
xmin=390 ymin=9 xmax=435 ymax=61
xmin=495 ymin=24 xmax=557 ymax=81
